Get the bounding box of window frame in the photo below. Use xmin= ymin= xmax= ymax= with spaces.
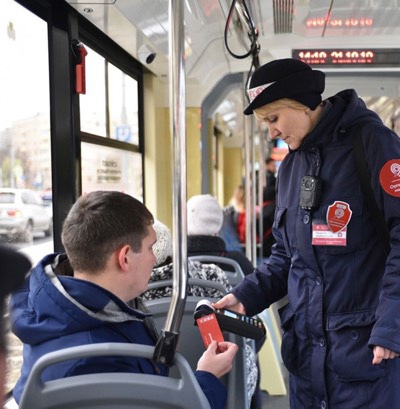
xmin=15 ymin=0 xmax=146 ymax=252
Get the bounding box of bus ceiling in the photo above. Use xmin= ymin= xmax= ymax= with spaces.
xmin=66 ymin=0 xmax=400 ymax=146
xmin=66 ymin=0 xmax=400 ymax=87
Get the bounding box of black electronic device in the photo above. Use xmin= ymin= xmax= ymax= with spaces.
xmin=194 ymin=300 xmax=266 ymax=341
xmin=300 ymin=175 xmax=322 ymax=210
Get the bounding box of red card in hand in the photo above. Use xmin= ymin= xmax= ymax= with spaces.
xmin=196 ymin=313 xmax=224 ymax=348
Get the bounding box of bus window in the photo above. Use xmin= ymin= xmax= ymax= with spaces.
xmin=79 ymin=46 xmax=107 ymax=138
xmin=80 ymin=47 xmax=140 ymax=146
xmin=81 ymin=142 xmax=143 ymax=199
xmin=108 ymin=63 xmax=139 ymax=145
xmin=1 ymin=0 xmax=53 ymax=397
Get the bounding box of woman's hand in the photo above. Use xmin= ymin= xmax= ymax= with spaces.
xmin=372 ymin=345 xmax=400 ymax=365
xmin=212 ymin=294 xmax=246 ymax=315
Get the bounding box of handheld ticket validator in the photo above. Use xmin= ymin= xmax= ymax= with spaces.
xmin=194 ymin=300 xmax=266 ymax=341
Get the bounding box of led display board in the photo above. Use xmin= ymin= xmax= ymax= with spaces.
xmin=305 ymin=16 xmax=373 ymax=29
xmin=292 ymin=49 xmax=400 ymax=67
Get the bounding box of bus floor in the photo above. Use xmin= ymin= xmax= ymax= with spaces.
xmin=260 ymin=367 xmax=290 ymax=409
xmin=261 ymin=389 xmax=290 ymax=409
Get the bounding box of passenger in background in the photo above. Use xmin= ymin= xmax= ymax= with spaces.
xmin=227 ymin=185 xmax=264 ymax=248
xmin=229 ymin=184 xmax=246 ymax=214
xmin=227 ymin=185 xmax=276 ymax=259
xmin=141 ymin=219 xmax=259 ymax=405
xmin=227 ymin=185 xmax=247 ymax=244
xmin=214 ymin=58 xmax=400 ymax=409
xmin=142 ymin=219 xmax=231 ymax=300
xmin=264 ymin=157 xmax=277 ymax=189
xmin=187 ymin=194 xmax=254 ymax=277
xmin=258 ymin=185 xmax=276 ymax=259
xmin=219 ymin=202 xmax=243 ymax=253
xmin=10 ymin=191 xmax=238 ymax=409
xmin=0 ymin=246 xmax=31 ymax=406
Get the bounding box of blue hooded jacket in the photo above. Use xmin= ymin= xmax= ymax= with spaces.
xmin=233 ymin=89 xmax=400 ymax=408
xmin=10 ymin=253 xmax=226 ymax=408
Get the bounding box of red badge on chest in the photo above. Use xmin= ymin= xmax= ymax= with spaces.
xmin=326 ymin=201 xmax=352 ymax=233
xmin=379 ymin=159 xmax=400 ymax=198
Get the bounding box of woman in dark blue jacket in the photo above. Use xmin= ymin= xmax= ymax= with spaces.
xmin=214 ymin=58 xmax=400 ymax=408
xmin=10 ymin=190 xmax=238 ymax=409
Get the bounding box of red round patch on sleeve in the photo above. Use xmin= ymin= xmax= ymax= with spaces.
xmin=379 ymin=159 xmax=400 ymax=197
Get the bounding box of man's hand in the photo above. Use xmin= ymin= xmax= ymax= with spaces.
xmin=372 ymin=345 xmax=400 ymax=365
xmin=196 ymin=341 xmax=238 ymax=378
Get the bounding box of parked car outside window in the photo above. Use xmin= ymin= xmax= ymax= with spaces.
xmin=0 ymin=188 xmax=53 ymax=243
xmin=39 ymin=190 xmax=53 ymax=219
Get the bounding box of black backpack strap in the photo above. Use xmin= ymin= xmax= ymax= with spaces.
xmin=352 ymin=127 xmax=391 ymax=256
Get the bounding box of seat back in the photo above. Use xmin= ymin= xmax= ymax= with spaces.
xmin=188 ymin=255 xmax=245 ymax=287
xmin=146 ymin=278 xmax=227 ymax=371
xmin=18 ymin=343 xmax=211 ymax=409
xmin=146 ymin=278 xmax=249 ymax=409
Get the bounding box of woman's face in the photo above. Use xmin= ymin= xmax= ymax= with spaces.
xmin=258 ymin=106 xmax=313 ymax=150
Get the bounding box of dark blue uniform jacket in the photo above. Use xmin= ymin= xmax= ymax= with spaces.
xmin=11 ymin=253 xmax=226 ymax=409
xmin=233 ymin=89 xmax=400 ymax=408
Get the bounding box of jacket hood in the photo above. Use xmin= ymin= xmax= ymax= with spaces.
xmin=326 ymin=89 xmax=382 ymax=130
xmin=300 ymin=89 xmax=383 ymax=149
xmin=10 ymin=253 xmax=150 ymax=345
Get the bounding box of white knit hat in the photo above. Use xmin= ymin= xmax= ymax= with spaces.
xmin=187 ymin=194 xmax=223 ymax=236
xmin=152 ymin=220 xmax=173 ymax=267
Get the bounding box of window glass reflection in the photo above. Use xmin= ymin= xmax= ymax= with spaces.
xmin=79 ymin=46 xmax=107 ymax=137
xmin=80 ymin=48 xmax=139 ymax=146
xmin=108 ymin=63 xmax=139 ymax=145
xmin=81 ymin=142 xmax=143 ymax=200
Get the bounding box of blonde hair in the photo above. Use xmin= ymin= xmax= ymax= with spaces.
xmin=254 ymin=98 xmax=308 ymax=121
xmin=229 ymin=185 xmax=245 ymax=213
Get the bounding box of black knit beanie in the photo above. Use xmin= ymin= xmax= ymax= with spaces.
xmin=244 ymin=58 xmax=325 ymax=115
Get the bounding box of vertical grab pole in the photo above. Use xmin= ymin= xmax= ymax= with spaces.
xmin=153 ymin=0 xmax=187 ymax=366
xmin=244 ymin=110 xmax=251 ymax=261
xmin=257 ymin=130 xmax=266 ymax=261
xmin=244 ymin=116 xmax=259 ymax=266
xmin=243 ymin=81 xmax=254 ymax=263
xmin=250 ymin=125 xmax=257 ymax=264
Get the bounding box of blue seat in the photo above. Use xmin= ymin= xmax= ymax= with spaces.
xmin=18 ymin=343 xmax=211 ymax=409
xmin=146 ymin=278 xmax=249 ymax=409
xmin=188 ymin=256 xmax=245 ymax=287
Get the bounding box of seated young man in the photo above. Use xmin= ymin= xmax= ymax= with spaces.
xmin=10 ymin=191 xmax=238 ymax=409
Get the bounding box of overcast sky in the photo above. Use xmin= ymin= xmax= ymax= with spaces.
xmin=0 ymin=1 xmax=49 ymax=131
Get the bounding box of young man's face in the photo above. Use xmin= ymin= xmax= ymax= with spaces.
xmin=128 ymin=225 xmax=157 ymax=297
